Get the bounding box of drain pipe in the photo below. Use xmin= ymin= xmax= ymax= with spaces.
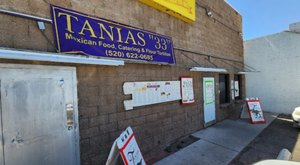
xmin=0 ymin=8 xmax=52 ymax=23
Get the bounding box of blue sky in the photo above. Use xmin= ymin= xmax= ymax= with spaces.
xmin=226 ymin=0 xmax=300 ymax=40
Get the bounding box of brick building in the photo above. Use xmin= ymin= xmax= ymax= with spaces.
xmin=0 ymin=0 xmax=244 ymax=164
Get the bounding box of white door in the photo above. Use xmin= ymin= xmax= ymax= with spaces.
xmin=0 ymin=64 xmax=79 ymax=165
xmin=203 ymin=77 xmax=216 ymax=127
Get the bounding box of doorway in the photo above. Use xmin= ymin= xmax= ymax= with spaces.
xmin=0 ymin=64 xmax=79 ymax=165
xmin=203 ymin=77 xmax=216 ymax=127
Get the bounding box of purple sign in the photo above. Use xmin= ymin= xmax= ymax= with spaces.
xmin=50 ymin=5 xmax=176 ymax=64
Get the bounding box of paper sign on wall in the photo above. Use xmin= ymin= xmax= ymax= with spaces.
xmin=234 ymin=81 xmax=239 ymax=97
xmin=231 ymin=80 xmax=235 ymax=100
xmin=204 ymin=80 xmax=214 ymax=104
xmin=106 ymin=127 xmax=146 ymax=165
xmin=246 ymin=98 xmax=266 ymax=124
xmin=181 ymin=77 xmax=195 ymax=104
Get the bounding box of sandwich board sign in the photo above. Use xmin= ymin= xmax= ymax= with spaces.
xmin=106 ymin=127 xmax=146 ymax=165
xmin=245 ymin=98 xmax=266 ymax=124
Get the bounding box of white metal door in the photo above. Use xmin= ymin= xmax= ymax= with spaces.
xmin=203 ymin=77 xmax=216 ymax=126
xmin=0 ymin=64 xmax=79 ymax=165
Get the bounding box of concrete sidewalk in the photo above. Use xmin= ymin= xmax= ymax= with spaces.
xmin=154 ymin=113 xmax=277 ymax=165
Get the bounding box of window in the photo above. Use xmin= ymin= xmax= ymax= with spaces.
xmin=234 ymin=75 xmax=242 ymax=100
xmin=219 ymin=74 xmax=230 ymax=104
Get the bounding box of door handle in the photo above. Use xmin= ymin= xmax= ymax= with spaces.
xmin=66 ymin=104 xmax=74 ymax=130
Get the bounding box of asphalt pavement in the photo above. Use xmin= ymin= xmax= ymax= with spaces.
xmin=230 ymin=114 xmax=300 ymax=164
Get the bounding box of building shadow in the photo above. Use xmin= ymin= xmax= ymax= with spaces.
xmin=230 ymin=114 xmax=300 ymax=165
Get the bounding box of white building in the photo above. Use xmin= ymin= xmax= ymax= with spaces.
xmin=245 ymin=22 xmax=300 ymax=114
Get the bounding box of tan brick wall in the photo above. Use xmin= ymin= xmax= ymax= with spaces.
xmin=76 ymin=63 xmax=205 ymax=164
xmin=0 ymin=0 xmax=244 ymax=164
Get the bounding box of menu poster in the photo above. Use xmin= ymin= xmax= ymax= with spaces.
xmin=181 ymin=77 xmax=195 ymax=104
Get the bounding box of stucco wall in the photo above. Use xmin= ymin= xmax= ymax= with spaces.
xmin=245 ymin=32 xmax=300 ymax=114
